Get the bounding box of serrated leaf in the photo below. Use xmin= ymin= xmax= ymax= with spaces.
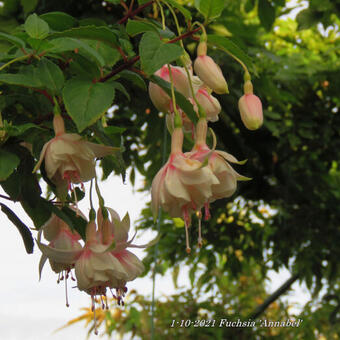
xmin=0 ymin=149 xmax=20 ymax=181
xmin=126 ymin=19 xmax=158 ymax=37
xmin=207 ymin=34 xmax=254 ymax=71
xmin=62 ymin=78 xmax=115 ymax=132
xmin=195 ymin=0 xmax=225 ymax=21
xmin=0 ymin=203 xmax=34 ymax=253
xmin=40 ymin=12 xmax=77 ymax=31
xmin=48 ymin=26 xmax=118 ymax=47
xmin=0 ymin=32 xmax=25 ymax=48
xmin=24 ymin=13 xmax=50 ymax=39
xmin=166 ymin=0 xmax=192 ymax=20
xmin=258 ymin=0 xmax=276 ymax=31
xmin=150 ymin=75 xmax=198 ymax=124
xmin=37 ymin=58 xmax=64 ymax=94
xmin=139 ymin=32 xmax=183 ymax=75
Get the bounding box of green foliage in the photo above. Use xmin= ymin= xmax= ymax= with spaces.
xmin=139 ymin=32 xmax=184 ymax=75
xmin=195 ymin=0 xmax=225 ymax=21
xmin=62 ymin=78 xmax=115 ymax=132
xmin=24 ymin=13 xmax=50 ymax=39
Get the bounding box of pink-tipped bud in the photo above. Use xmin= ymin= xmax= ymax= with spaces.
xmin=148 ymin=65 xmax=190 ymax=113
xmin=238 ymin=81 xmax=263 ymax=130
xmin=195 ymin=88 xmax=221 ymax=122
xmin=194 ymin=54 xmax=228 ymax=95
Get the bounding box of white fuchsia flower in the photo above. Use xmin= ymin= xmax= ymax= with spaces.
xmin=33 ymin=115 xmax=118 ymax=199
xmin=151 ymin=126 xmax=219 ymax=252
xmin=37 ymin=213 xmax=83 ymax=307
xmin=238 ymin=80 xmax=263 ymax=130
xmin=186 ymin=119 xmax=250 ymax=246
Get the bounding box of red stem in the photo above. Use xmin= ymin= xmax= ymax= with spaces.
xmin=99 ymin=27 xmax=202 ymax=83
xmin=118 ymin=0 xmax=154 ymax=24
xmin=33 ymin=89 xmax=54 ymax=106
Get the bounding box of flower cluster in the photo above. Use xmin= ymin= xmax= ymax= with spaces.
xmin=149 ymin=38 xmax=258 ymax=252
xmin=37 ymin=208 xmax=145 ymax=333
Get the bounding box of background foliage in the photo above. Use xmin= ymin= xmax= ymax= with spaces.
xmin=0 ymin=0 xmax=340 ymax=338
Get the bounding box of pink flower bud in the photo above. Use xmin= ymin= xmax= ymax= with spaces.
xmin=195 ymin=88 xmax=221 ymax=122
xmin=148 ymin=65 xmax=191 ymax=112
xmin=238 ymin=81 xmax=263 ymax=130
xmin=194 ymin=55 xmax=228 ymax=94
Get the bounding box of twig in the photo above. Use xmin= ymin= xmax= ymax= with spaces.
xmin=249 ymin=273 xmax=300 ymax=319
xmin=98 ymin=27 xmax=203 ymax=83
xmin=0 ymin=194 xmax=16 ymax=202
xmin=118 ymin=0 xmax=154 ymax=24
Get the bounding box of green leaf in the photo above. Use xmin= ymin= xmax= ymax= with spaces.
xmin=119 ymin=70 xmax=146 ymax=90
xmin=126 ymin=19 xmax=158 ymax=37
xmin=258 ymin=0 xmax=276 ymax=31
xmin=207 ymin=34 xmax=254 ymax=71
xmin=166 ymin=0 xmax=192 ymax=20
xmin=150 ymin=75 xmax=198 ymax=124
xmin=48 ymin=26 xmax=118 ymax=47
xmin=36 ymin=58 xmax=64 ymax=94
xmin=110 ymin=81 xmax=130 ymax=101
xmin=21 ymin=0 xmax=39 ymax=15
xmin=3 ymin=122 xmax=41 ymax=137
xmin=0 ymin=32 xmax=25 ymax=48
xmin=24 ymin=13 xmax=50 ymax=39
xmin=40 ymin=12 xmax=77 ymax=31
xmin=194 ymin=0 xmax=225 ymax=21
xmin=62 ymin=78 xmax=115 ymax=132
xmin=139 ymin=32 xmax=183 ymax=75
xmin=0 ymin=71 xmax=42 ymax=88
xmin=0 ymin=149 xmax=20 ymax=181
xmin=0 ymin=203 xmax=34 ymax=254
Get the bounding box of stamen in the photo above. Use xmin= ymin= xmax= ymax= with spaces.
xmin=198 ymin=216 xmax=202 ymax=248
xmin=65 ymin=270 xmax=70 ymax=307
xmin=185 ymin=224 xmax=191 ymax=254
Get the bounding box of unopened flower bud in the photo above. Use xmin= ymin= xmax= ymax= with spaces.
xmin=194 ymin=55 xmax=229 ymax=95
xmin=238 ymin=80 xmax=263 ymax=130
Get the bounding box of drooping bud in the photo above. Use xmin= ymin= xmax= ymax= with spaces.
xmin=194 ymin=43 xmax=228 ymax=95
xmin=195 ymin=88 xmax=221 ymax=122
xmin=148 ymin=65 xmax=190 ymax=113
xmin=238 ymin=80 xmax=263 ymax=130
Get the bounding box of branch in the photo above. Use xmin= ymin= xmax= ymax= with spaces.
xmin=249 ymin=273 xmax=299 ymax=319
xmin=0 ymin=194 xmax=16 ymax=202
xmin=118 ymin=0 xmax=154 ymax=24
xmin=98 ymin=27 xmax=203 ymax=83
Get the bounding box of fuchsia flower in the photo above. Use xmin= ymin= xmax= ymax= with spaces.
xmin=37 ymin=213 xmax=83 ymax=307
xmin=187 ymin=119 xmax=249 ymax=203
xmin=33 ymin=115 xmax=118 ymax=198
xmin=238 ymin=80 xmax=263 ymax=130
xmin=195 ymin=88 xmax=221 ymax=122
xmin=194 ymin=42 xmax=229 ymax=95
xmin=151 ymin=126 xmax=219 ymax=252
xmin=148 ymin=65 xmax=191 ymax=113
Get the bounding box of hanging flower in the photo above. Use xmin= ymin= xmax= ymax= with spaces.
xmin=148 ymin=65 xmax=191 ymax=113
xmin=37 ymin=212 xmax=84 ymax=307
xmin=238 ymin=80 xmax=263 ymax=130
xmin=151 ymin=126 xmax=219 ymax=252
xmin=194 ymin=41 xmax=229 ymax=95
xmin=33 ymin=115 xmax=118 ymax=198
xmin=187 ymin=119 xmax=249 ymax=205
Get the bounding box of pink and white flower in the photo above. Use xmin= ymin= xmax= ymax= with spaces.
xmin=151 ymin=126 xmax=219 ymax=252
xmin=33 ymin=115 xmax=118 ymax=198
